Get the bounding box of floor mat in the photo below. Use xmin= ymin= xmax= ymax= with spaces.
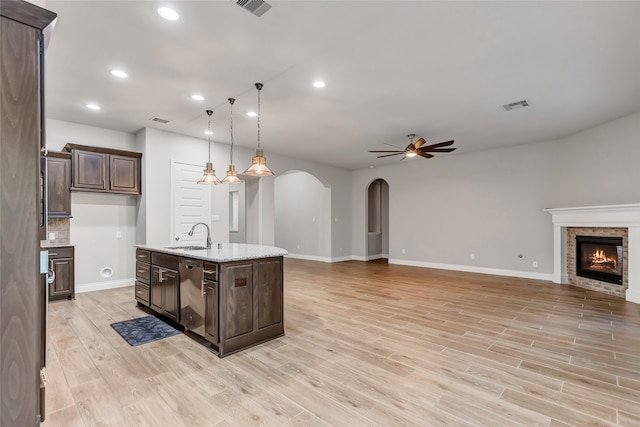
xmin=110 ymin=315 xmax=180 ymax=346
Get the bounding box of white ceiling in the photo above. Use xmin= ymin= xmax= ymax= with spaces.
xmin=42 ymin=1 xmax=640 ymax=170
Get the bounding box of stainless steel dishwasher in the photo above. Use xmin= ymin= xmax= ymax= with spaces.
xmin=179 ymin=259 xmax=205 ymax=336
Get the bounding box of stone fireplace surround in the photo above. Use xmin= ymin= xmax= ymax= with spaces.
xmin=545 ymin=204 xmax=640 ymax=304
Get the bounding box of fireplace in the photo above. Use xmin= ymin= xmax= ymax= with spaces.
xmin=576 ymin=235 xmax=623 ymax=285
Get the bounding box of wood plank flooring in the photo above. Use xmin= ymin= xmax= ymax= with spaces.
xmin=42 ymin=259 xmax=640 ymax=426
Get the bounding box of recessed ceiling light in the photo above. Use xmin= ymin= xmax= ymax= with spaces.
xmin=86 ymin=103 xmax=101 ymax=110
xmin=110 ymin=69 xmax=128 ymax=78
xmin=313 ymin=81 xmax=326 ymax=88
xmin=191 ymin=94 xmax=205 ymax=101
xmin=247 ymin=111 xmax=257 ymax=117
xmin=204 ymin=130 xmax=213 ymax=135
xmin=158 ymin=7 xmax=179 ymax=21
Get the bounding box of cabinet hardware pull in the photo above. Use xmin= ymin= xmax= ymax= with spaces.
xmin=49 ymin=252 xmax=57 ymax=256
xmin=158 ymin=268 xmax=164 ymax=283
xmin=203 ymin=270 xmax=216 ymax=274
xmin=201 ymin=280 xmax=206 ymax=297
xmin=137 ymin=270 xmax=146 ymax=273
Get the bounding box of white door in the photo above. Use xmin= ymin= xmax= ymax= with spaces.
xmin=171 ymin=161 xmax=211 ymax=246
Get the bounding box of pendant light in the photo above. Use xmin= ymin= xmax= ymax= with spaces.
xmin=197 ymin=109 xmax=221 ymax=185
xmin=243 ymin=82 xmax=274 ymax=176
xmin=222 ymin=98 xmax=241 ymax=184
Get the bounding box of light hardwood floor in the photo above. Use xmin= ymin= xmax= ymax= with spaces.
xmin=42 ymin=259 xmax=640 ymax=426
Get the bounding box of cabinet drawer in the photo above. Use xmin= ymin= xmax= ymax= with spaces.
xmin=134 ymin=281 xmax=150 ymax=306
xmin=48 ymin=246 xmax=74 ymax=259
xmin=152 ymin=252 xmax=179 ymax=270
xmin=136 ymin=261 xmax=150 ymax=284
xmin=204 ymin=262 xmax=218 ymax=282
xmin=136 ymin=249 xmax=151 ymax=262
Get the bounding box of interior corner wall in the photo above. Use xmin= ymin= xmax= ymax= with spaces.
xmin=351 ymin=111 xmax=640 ymax=278
xmin=275 ymin=171 xmax=332 ymax=260
xmin=46 ymin=119 xmax=138 ymax=291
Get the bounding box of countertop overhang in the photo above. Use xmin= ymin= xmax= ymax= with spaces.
xmin=136 ymin=243 xmax=288 ymax=263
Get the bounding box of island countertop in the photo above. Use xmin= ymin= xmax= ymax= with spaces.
xmin=135 ymin=243 xmax=288 ymax=263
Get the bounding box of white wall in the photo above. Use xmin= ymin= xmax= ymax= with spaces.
xmin=275 ymin=171 xmax=331 ymax=260
xmin=352 ymin=111 xmax=640 ymax=280
xmin=46 ymin=119 xmax=137 ymax=292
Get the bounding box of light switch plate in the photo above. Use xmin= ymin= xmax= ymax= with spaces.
xmin=49 ymin=232 xmax=55 ymax=240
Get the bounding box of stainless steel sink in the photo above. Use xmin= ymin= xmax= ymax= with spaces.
xmin=164 ymin=245 xmax=208 ymax=251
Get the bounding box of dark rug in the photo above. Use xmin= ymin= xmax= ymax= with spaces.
xmin=111 ymin=315 xmax=180 ymax=346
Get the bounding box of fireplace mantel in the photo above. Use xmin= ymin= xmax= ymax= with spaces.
xmin=545 ymin=203 xmax=640 ymax=304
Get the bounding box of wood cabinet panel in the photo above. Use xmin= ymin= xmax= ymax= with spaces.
xmin=150 ymin=266 xmax=163 ymax=312
xmin=221 ymin=263 xmax=254 ymax=339
xmin=256 ymin=259 xmax=283 ymax=329
xmin=204 ymin=282 xmax=218 ymax=344
xmin=134 ymin=282 xmax=150 ymax=306
xmin=150 ymin=265 xmax=179 ymax=322
xmin=109 ymin=154 xmax=140 ymax=194
xmin=46 ymin=152 xmax=72 ymax=217
xmin=72 ymin=149 xmax=107 ymax=190
xmin=48 ymin=247 xmax=75 ymax=301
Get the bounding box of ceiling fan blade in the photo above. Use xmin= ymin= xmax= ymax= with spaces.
xmin=419 ymin=147 xmax=457 ymax=153
xmin=368 ymin=150 xmax=404 ymax=153
xmin=376 ymin=153 xmax=404 ymax=158
xmin=417 ymin=152 xmax=434 ymax=159
xmin=420 ymin=140 xmax=455 ymax=150
xmin=413 ymin=137 xmax=426 ymax=149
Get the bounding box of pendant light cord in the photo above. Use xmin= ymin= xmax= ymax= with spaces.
xmin=228 ymin=98 xmax=235 ymax=164
xmin=256 ymin=83 xmax=263 ymax=149
xmin=206 ymin=109 xmax=213 ymax=162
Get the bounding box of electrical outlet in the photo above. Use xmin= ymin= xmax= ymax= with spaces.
xmin=533 ymin=261 xmax=538 ymax=268
xmin=470 ymin=253 xmax=475 ymax=260
xmin=48 ymin=232 xmax=56 ymax=240
xmin=116 ymin=231 xmax=122 ymax=238
xmin=402 ymin=249 xmax=406 ymax=254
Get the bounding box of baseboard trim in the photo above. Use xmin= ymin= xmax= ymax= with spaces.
xmin=76 ymin=278 xmax=134 ymax=294
xmin=286 ymin=253 xmax=333 ymax=263
xmin=387 ymin=259 xmax=554 ymax=281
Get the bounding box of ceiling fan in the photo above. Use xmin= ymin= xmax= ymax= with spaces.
xmin=368 ymin=134 xmax=456 ymax=160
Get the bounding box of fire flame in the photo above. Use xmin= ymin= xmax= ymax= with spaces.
xmin=589 ymin=249 xmax=617 ymax=269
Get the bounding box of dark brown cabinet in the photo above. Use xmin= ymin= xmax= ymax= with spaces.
xmin=1 ymin=2 xmax=57 ymax=424
xmin=150 ymin=252 xmax=179 ymax=322
xmin=63 ymin=143 xmax=142 ymax=195
xmin=48 ymin=246 xmax=75 ymax=301
xmin=217 ymin=258 xmax=284 ymax=357
xmin=135 ymin=249 xmax=151 ymax=306
xmin=204 ymin=262 xmax=219 ymax=345
xmin=46 ymin=151 xmax=72 ymax=217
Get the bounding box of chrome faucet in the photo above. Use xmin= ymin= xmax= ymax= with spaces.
xmin=187 ymin=222 xmax=212 ymax=249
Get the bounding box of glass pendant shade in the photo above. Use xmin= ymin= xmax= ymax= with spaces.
xmin=198 ymin=109 xmax=221 ymax=185
xmin=244 ymin=148 xmax=273 ymax=176
xmin=198 ymin=162 xmax=221 ymax=184
xmin=222 ymin=164 xmax=241 ymax=184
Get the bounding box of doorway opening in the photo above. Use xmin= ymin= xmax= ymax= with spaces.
xmin=366 ymin=179 xmax=389 ymax=261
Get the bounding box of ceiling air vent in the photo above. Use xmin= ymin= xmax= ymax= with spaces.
xmin=150 ymin=117 xmax=169 ymax=124
xmin=501 ymin=99 xmax=529 ymax=111
xmin=236 ymin=0 xmax=271 ymax=17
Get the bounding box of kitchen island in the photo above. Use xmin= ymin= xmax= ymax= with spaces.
xmin=134 ymin=243 xmax=287 ymax=357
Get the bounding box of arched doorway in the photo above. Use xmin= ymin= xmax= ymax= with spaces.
xmin=366 ymin=179 xmax=389 ymax=261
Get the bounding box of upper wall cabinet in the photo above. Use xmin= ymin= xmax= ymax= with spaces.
xmin=63 ymin=143 xmax=142 ymax=195
xmin=46 ymin=151 xmax=72 ymax=217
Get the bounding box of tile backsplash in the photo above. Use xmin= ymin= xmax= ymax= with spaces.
xmin=48 ymin=218 xmax=71 ymax=244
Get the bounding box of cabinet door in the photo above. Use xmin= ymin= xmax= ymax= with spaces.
xmin=163 ymin=269 xmax=179 ymax=322
xmin=72 ymin=150 xmax=107 ymax=190
xmin=204 ymin=282 xmax=218 ymax=344
xmin=109 ymin=154 xmax=140 ymax=194
xmin=47 ymin=155 xmax=71 ymax=217
xmin=150 ymin=266 xmax=163 ymax=312
xmin=221 ymin=263 xmax=254 ymax=340
xmin=256 ymin=259 xmax=282 ymax=329
xmin=49 ymin=257 xmax=73 ymax=300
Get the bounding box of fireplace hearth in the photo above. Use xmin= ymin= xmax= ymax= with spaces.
xmin=576 ymin=235 xmax=623 ymax=285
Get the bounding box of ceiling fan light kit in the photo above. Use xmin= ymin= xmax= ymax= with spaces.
xmin=368 ymin=133 xmax=456 ymax=161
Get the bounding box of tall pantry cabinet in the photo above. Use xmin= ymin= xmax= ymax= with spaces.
xmin=0 ymin=1 xmax=56 ymax=426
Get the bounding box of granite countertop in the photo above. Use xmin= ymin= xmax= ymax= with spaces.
xmin=136 ymin=243 xmax=288 ymax=262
